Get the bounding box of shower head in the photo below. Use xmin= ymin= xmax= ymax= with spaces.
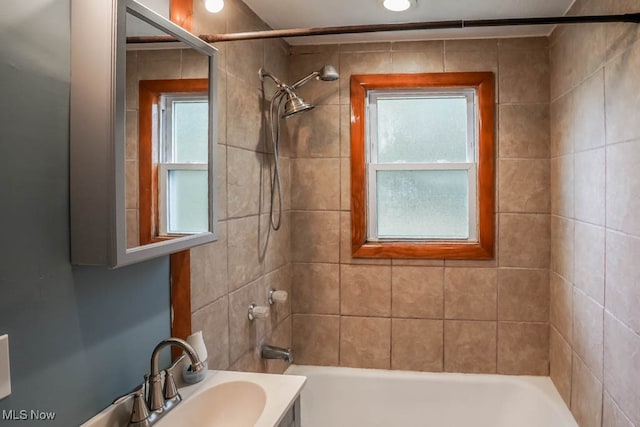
xmin=260 ymin=65 xmax=337 ymax=118
xmin=291 ymin=64 xmax=340 ymax=89
xmin=282 ymin=90 xmax=315 ymax=118
xmin=318 ymin=64 xmax=339 ymax=81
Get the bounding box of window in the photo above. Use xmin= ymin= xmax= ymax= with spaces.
xmin=350 ymin=73 xmax=495 ymax=259
xmin=157 ymin=93 xmax=209 ymax=235
xmin=138 ymin=79 xmax=209 ymax=245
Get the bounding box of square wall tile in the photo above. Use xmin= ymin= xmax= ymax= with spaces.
xmin=604 ymin=313 xmax=640 ymax=426
xmin=605 ymin=230 xmax=640 ymax=334
xmin=573 ymin=222 xmax=605 ymax=304
xmin=603 ymin=392 xmax=634 ymax=427
xmin=226 ymin=75 xmax=262 ymax=152
xmin=192 ymin=296 xmax=229 ymax=370
xmin=498 ymin=268 xmax=549 ymax=322
xmin=550 ymin=156 xmax=574 ymax=218
xmin=605 ymin=39 xmax=640 ymax=144
xmin=606 ymin=139 xmax=640 ymax=237
xmin=574 ymin=149 xmax=605 ymax=225
xmin=499 ymin=214 xmax=550 ymax=268
xmin=191 ymin=222 xmax=229 ymax=311
xmin=572 ymin=288 xmax=604 ymax=381
xmin=498 ymin=104 xmax=550 ymax=159
xmin=227 ymin=147 xmax=261 ymax=218
xmin=550 ymin=23 xmax=605 ymax=100
xmin=498 ymin=159 xmax=550 ymax=213
xmin=227 ymin=216 xmax=263 ymax=290
xmin=550 ymin=273 xmax=573 ymax=343
xmin=444 ymin=268 xmax=497 ymax=320
xmin=499 ymin=47 xmax=549 ymax=104
xmin=497 ymin=322 xmax=549 ymax=375
xmin=444 ymin=320 xmax=497 ymax=374
xmin=551 ymin=216 xmax=574 ymax=283
xmin=391 ymin=266 xmax=444 ymax=319
xmin=571 ymin=354 xmax=603 ymax=427
xmin=550 ymin=326 xmax=573 ymax=406
xmin=392 ymin=319 xmax=443 ymax=372
xmin=341 ymin=265 xmax=391 ymax=317
xmin=340 ymin=316 xmax=391 ymax=369
xmin=291 ymin=211 xmax=340 ymax=263
xmin=292 ymin=263 xmax=340 ymax=314
xmin=292 ymin=314 xmax=340 ymax=366
xmin=291 ymin=158 xmax=340 ymax=210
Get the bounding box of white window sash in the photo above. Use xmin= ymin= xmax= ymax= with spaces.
xmin=366 ymin=88 xmax=479 ymax=243
xmin=367 ymin=163 xmax=478 ymax=242
xmin=158 ymin=163 xmax=207 ymax=236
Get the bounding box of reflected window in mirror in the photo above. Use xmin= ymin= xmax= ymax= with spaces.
xmin=135 ymin=78 xmax=209 ymax=247
xmin=158 ymin=93 xmax=209 ymax=236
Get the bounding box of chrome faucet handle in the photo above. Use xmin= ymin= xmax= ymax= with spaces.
xmin=163 ymin=370 xmax=180 ymax=401
xmin=112 ymin=383 xmax=151 ymax=427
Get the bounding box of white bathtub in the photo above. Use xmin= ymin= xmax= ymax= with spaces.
xmin=285 ymin=365 xmax=578 ymax=427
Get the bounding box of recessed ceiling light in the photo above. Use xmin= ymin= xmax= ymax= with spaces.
xmin=205 ymin=0 xmax=224 ymax=13
xmin=382 ymin=0 xmax=416 ymax=12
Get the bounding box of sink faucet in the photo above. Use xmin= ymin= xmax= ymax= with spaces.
xmin=113 ymin=337 xmax=206 ymax=427
xmin=261 ymin=343 xmax=293 ymax=363
xmin=148 ymin=338 xmax=205 ymax=412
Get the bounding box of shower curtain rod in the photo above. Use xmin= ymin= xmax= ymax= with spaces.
xmin=126 ymin=13 xmax=640 ymax=44
xmin=199 ymin=13 xmax=640 ymax=42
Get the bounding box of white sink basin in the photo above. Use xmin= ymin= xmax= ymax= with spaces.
xmin=81 ymin=371 xmax=306 ymax=427
xmin=157 ymin=380 xmax=266 ymax=426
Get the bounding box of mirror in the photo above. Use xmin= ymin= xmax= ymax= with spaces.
xmin=71 ymin=0 xmax=218 ymax=267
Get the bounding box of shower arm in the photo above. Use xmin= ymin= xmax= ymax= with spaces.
xmin=291 ymin=71 xmax=320 ymax=90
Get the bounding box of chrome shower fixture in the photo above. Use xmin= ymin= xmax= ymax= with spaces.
xmin=260 ymin=64 xmax=339 ymax=231
xmin=259 ymin=64 xmax=339 ymax=119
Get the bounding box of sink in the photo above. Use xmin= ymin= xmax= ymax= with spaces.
xmin=81 ymin=371 xmax=306 ymax=427
xmin=156 ymin=381 xmax=267 ymax=426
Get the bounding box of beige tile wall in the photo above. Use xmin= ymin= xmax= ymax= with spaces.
xmin=549 ymin=0 xmax=640 ymax=426
xmin=289 ymin=39 xmax=551 ymax=375
xmin=187 ymin=0 xmax=293 ymax=375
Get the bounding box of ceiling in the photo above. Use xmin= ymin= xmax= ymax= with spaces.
xmin=241 ymin=0 xmax=575 ymax=45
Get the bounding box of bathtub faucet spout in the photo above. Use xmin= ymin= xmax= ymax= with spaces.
xmin=261 ymin=343 xmax=293 ymax=363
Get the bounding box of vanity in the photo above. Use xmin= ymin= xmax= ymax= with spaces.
xmin=81 ymin=370 xmax=305 ymax=427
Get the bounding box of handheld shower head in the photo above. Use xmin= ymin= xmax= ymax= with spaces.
xmin=282 ymin=92 xmax=314 ymax=118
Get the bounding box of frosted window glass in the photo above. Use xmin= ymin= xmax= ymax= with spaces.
xmin=376 ymin=170 xmax=469 ymax=238
xmin=377 ymin=97 xmax=468 ymax=163
xmin=168 ymin=170 xmax=208 ymax=233
xmin=173 ymin=100 xmax=208 ymax=163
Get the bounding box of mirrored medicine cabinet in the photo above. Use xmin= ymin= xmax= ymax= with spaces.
xmin=70 ymin=0 xmax=219 ymax=267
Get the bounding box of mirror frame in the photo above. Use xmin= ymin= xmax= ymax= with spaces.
xmin=71 ymin=0 xmax=218 ymax=267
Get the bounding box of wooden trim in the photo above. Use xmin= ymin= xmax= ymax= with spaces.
xmin=138 ymin=79 xmax=207 ymax=351
xmin=350 ymin=72 xmax=495 ymax=259
xmin=170 ymin=0 xmax=193 ymax=32
xmin=170 ymin=250 xmax=191 ymax=359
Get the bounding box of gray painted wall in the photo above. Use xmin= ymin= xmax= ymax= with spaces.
xmin=0 ymin=0 xmax=172 ymax=425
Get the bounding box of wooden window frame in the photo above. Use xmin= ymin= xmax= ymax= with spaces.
xmin=168 ymin=0 xmax=195 ymax=359
xmin=350 ymin=72 xmax=495 ymax=259
xmin=138 ymin=79 xmax=209 ymax=245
